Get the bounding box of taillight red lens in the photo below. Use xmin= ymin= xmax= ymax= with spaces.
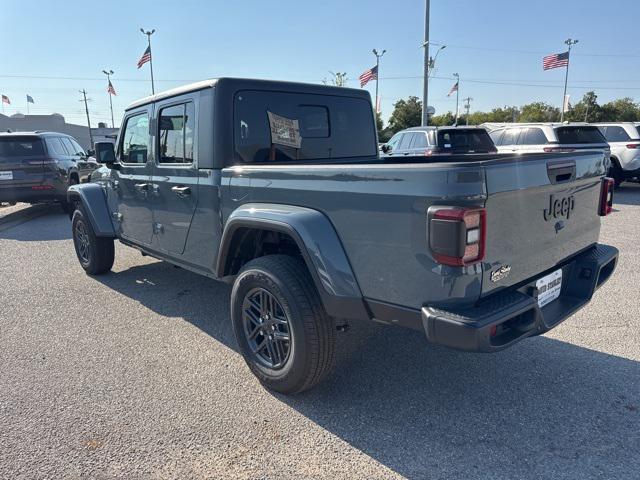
xmin=429 ymin=207 xmax=486 ymax=266
xmin=626 ymin=143 xmax=640 ymax=149
xmin=598 ymin=177 xmax=614 ymax=216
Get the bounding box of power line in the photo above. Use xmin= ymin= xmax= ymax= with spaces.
xmin=430 ymin=42 xmax=640 ymax=58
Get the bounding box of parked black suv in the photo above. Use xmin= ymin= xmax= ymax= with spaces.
xmin=0 ymin=131 xmax=99 ymax=212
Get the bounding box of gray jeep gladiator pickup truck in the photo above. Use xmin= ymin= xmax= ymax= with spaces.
xmin=69 ymin=78 xmax=618 ymax=394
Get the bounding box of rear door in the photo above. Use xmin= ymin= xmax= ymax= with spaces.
xmin=395 ymin=132 xmax=416 ymax=156
xmin=150 ymin=96 xmax=199 ymax=255
xmin=0 ymin=136 xmax=46 ymax=189
xmin=481 ymin=151 xmax=607 ymax=296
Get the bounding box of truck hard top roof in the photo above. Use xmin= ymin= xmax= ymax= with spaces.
xmin=126 ymin=77 xmax=371 ymax=111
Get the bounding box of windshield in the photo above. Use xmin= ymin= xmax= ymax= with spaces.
xmin=556 ymin=127 xmax=606 ymax=144
xmin=436 ymin=129 xmax=495 ymax=153
xmin=0 ymin=136 xmax=45 ymax=160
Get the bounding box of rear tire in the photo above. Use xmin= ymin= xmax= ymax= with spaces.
xmin=72 ymin=205 xmax=114 ymax=275
xmin=608 ymin=160 xmax=624 ymax=189
xmin=231 ymin=255 xmax=336 ymax=394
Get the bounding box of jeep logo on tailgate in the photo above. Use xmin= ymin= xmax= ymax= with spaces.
xmin=543 ymin=194 xmax=575 ymax=221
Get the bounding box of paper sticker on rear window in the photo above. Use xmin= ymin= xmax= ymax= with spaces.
xmin=267 ymin=111 xmax=302 ymax=149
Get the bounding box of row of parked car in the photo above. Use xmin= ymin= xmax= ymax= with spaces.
xmin=380 ymin=122 xmax=640 ymax=187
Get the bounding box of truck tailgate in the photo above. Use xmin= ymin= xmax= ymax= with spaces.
xmin=482 ymin=151 xmax=608 ymax=295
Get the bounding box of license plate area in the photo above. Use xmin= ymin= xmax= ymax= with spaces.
xmin=0 ymin=171 xmax=13 ymax=181
xmin=536 ymin=269 xmax=562 ymax=308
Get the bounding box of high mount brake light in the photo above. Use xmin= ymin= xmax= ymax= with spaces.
xmin=543 ymin=147 xmax=575 ymax=153
xmin=598 ymin=177 xmax=614 ymax=216
xmin=429 ymin=207 xmax=486 ymax=266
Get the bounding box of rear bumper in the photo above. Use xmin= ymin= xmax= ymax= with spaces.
xmin=422 ymin=243 xmax=618 ymax=352
xmin=0 ymin=182 xmax=66 ymax=203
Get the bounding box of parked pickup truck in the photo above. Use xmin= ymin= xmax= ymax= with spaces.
xmin=69 ymin=78 xmax=618 ymax=394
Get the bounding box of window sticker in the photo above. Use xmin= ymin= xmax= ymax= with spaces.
xmin=267 ymin=111 xmax=302 ymax=149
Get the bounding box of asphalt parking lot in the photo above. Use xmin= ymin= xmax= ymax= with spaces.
xmin=1 ymin=185 xmax=639 ymax=480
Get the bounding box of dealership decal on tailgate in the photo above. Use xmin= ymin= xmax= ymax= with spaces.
xmin=536 ymin=269 xmax=562 ymax=308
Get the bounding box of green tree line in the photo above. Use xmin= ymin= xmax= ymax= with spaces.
xmin=378 ymin=91 xmax=640 ymax=142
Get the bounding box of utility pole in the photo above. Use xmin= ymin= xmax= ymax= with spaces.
xmin=560 ymin=38 xmax=578 ymax=122
xmin=79 ymin=89 xmax=94 ymax=147
xmin=141 ymin=28 xmax=156 ymax=94
xmin=453 ymin=73 xmax=460 ymax=125
xmin=421 ymin=0 xmax=430 ymax=125
xmin=372 ymin=49 xmax=386 ymax=114
xmin=463 ymin=97 xmax=473 ymax=125
xmin=102 ymin=69 xmax=115 ymax=128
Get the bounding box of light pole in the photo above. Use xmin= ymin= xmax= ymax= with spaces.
xmin=140 ymin=28 xmax=156 ymax=94
xmin=560 ymin=37 xmax=578 ymax=122
xmin=453 ymin=73 xmax=460 ymax=125
xmin=372 ymin=49 xmax=386 ymax=114
xmin=102 ymin=69 xmax=115 ymax=128
xmin=463 ymin=97 xmax=473 ymax=125
xmin=421 ymin=0 xmax=430 ymax=125
xmin=79 ymin=89 xmax=93 ymax=147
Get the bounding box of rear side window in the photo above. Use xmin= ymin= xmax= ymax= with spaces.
xmin=500 ymin=128 xmax=522 ymax=146
xmin=60 ymin=137 xmax=77 ymax=156
xmin=411 ymin=132 xmax=428 ymax=149
xmin=520 ymin=128 xmax=548 ymax=145
xmin=0 ymin=137 xmax=44 ymax=158
xmin=436 ymin=129 xmax=495 ymax=153
xmin=119 ymin=113 xmax=149 ymax=164
xmin=234 ymin=90 xmax=376 ymax=163
xmin=158 ymin=103 xmax=195 ymax=164
xmin=600 ymin=126 xmax=631 ymax=142
xmin=556 ymin=126 xmax=606 ymax=144
xmin=45 ymin=137 xmax=68 ymax=156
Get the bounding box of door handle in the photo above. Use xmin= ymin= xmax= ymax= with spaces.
xmin=134 ymin=182 xmax=149 ymax=191
xmin=171 ymin=185 xmax=191 ymax=197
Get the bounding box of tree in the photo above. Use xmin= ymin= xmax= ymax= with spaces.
xmin=566 ymin=91 xmax=601 ymax=122
xmin=600 ymin=98 xmax=640 ymax=122
xmin=429 ymin=111 xmax=456 ymax=126
xmin=322 ymin=71 xmax=348 ymax=87
xmin=387 ymin=96 xmax=422 ymax=133
xmin=519 ymin=102 xmax=560 ymax=122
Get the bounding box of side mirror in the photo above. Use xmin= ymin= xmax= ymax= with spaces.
xmin=381 ymin=144 xmax=391 ymax=154
xmin=86 ymin=148 xmax=95 ymax=157
xmin=94 ymin=142 xmax=119 ymax=169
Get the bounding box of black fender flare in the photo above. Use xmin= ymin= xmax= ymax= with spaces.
xmin=67 ymin=183 xmax=116 ymax=237
xmin=216 ymin=203 xmax=369 ymax=321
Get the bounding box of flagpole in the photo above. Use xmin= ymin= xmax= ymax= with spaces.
xmin=141 ymin=28 xmax=156 ymax=95
xmin=372 ymin=49 xmax=385 ymax=115
xmin=103 ymin=69 xmax=115 ymax=128
xmin=560 ymin=38 xmax=578 ymax=122
xmin=453 ymin=72 xmax=460 ymax=125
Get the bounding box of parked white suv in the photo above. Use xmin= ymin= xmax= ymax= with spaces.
xmin=483 ymin=122 xmax=610 ymax=159
xmin=593 ymin=122 xmax=640 ymax=187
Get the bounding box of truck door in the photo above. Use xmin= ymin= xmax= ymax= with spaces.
xmin=150 ymin=99 xmax=199 ymax=255
xmin=113 ymin=108 xmax=154 ymax=245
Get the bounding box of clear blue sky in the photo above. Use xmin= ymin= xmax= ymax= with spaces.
xmin=1 ymin=0 xmax=639 ymax=126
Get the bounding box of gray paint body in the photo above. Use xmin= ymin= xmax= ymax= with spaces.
xmin=71 ymin=78 xmax=610 ymax=328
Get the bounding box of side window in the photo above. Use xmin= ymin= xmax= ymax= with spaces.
xmin=489 ymin=130 xmax=504 ymax=146
xmin=60 ymin=137 xmax=77 ymax=156
xmin=69 ymin=138 xmax=85 ymax=156
xmin=119 ymin=113 xmax=149 ymax=164
xmin=602 ymin=126 xmax=631 ymax=142
xmin=501 ymin=128 xmax=521 ymax=146
xmin=411 ymin=132 xmax=428 ymax=149
xmin=398 ymin=133 xmax=414 ymax=150
xmin=158 ymin=103 xmax=195 ymax=164
xmin=45 ymin=137 xmax=67 ymax=156
xmin=521 ymin=128 xmax=548 ymax=145
xmin=386 ymin=132 xmax=403 ymax=149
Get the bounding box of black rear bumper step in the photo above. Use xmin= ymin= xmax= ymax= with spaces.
xmin=422 ymin=243 xmax=618 ymax=352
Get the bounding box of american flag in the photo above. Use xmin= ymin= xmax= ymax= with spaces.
xmin=447 ymin=81 xmax=458 ymax=97
xmin=1 ymin=95 xmax=10 ymax=105
xmin=543 ymin=51 xmax=569 ymax=70
xmin=137 ymin=46 xmax=152 ymax=69
xmin=107 ymin=80 xmax=117 ymax=96
xmin=359 ymin=65 xmax=378 ymax=87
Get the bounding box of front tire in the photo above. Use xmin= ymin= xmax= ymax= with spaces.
xmin=231 ymin=255 xmax=336 ymax=394
xmin=72 ymin=205 xmax=114 ymax=275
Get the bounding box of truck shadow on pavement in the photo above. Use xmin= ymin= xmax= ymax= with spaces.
xmin=0 ymin=205 xmax=71 ymax=241
xmin=96 ymin=260 xmax=640 ymax=479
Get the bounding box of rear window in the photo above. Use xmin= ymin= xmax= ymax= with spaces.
xmin=556 ymin=126 xmax=606 ymax=144
xmin=234 ymin=90 xmax=377 ymax=163
xmin=0 ymin=137 xmax=44 ymax=158
xmin=436 ymin=129 xmax=495 ymax=153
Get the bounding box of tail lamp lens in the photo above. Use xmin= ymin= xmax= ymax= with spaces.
xmin=598 ymin=177 xmax=614 ymax=216
xmin=429 ymin=207 xmax=486 ymax=266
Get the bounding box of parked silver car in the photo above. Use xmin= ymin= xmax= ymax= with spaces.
xmin=381 ymin=126 xmax=497 ymax=157
xmin=484 ymin=123 xmax=610 ymax=158
xmin=593 ymin=122 xmax=640 ymax=187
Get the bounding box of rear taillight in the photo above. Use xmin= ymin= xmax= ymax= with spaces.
xmin=598 ymin=177 xmax=614 ymax=216
xmin=543 ymin=147 xmax=575 ymax=153
xmin=31 ymin=185 xmax=54 ymax=190
xmin=428 ymin=207 xmax=486 ymax=266
xmin=625 ymin=143 xmax=640 ymax=149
